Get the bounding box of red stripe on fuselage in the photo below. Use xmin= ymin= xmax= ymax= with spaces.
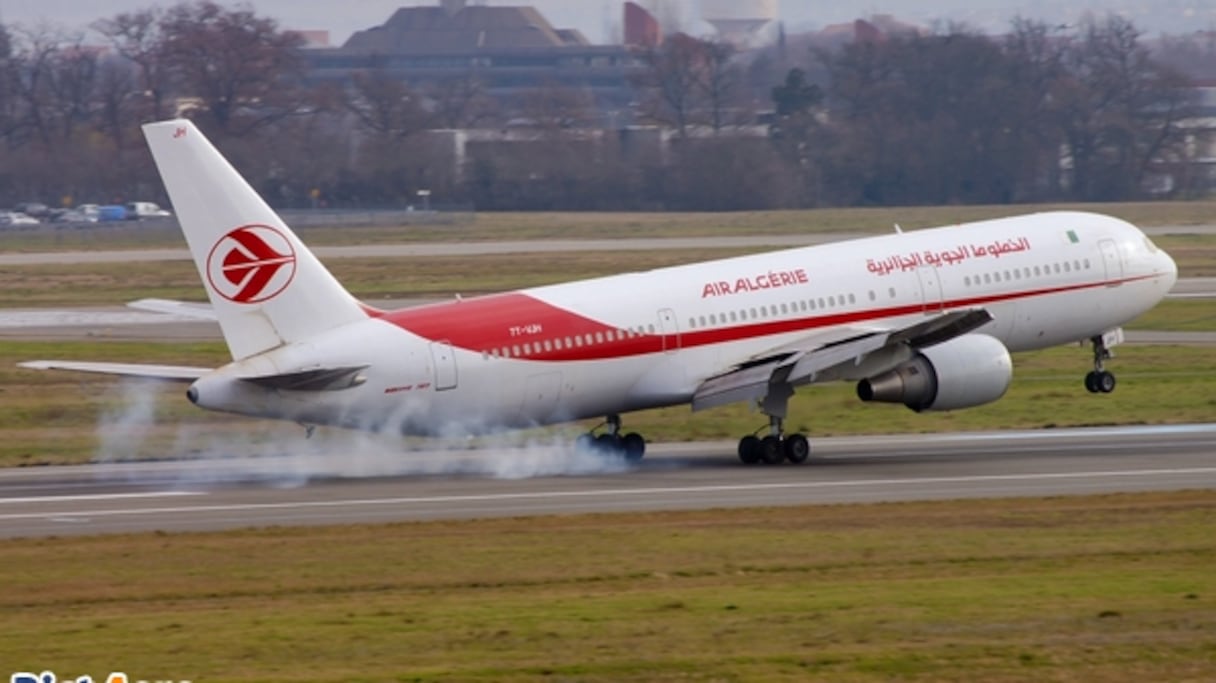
xmin=379 ymin=293 xmax=664 ymax=361
xmin=376 ymin=275 xmax=1158 ymax=362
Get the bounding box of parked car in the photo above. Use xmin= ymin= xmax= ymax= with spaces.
xmin=125 ymin=201 xmax=172 ymax=219
xmin=0 ymin=211 xmax=40 ymax=227
xmin=96 ymin=205 xmax=129 ymax=222
xmin=52 ymin=209 xmax=98 ymax=224
xmin=14 ymin=202 xmax=50 ymax=218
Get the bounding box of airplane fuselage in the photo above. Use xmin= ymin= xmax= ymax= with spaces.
xmin=188 ymin=211 xmax=1177 ymax=436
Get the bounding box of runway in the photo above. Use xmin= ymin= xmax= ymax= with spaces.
xmin=2 ymin=424 xmax=1214 ymax=538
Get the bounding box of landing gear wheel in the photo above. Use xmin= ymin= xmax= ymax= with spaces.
xmin=580 ymin=415 xmax=646 ymax=462
xmin=759 ymin=436 xmax=785 ymax=465
xmin=783 ymin=434 xmax=810 ymax=464
xmin=1086 ymin=334 xmax=1119 ymax=394
xmin=621 ymin=432 xmax=646 ymax=462
xmin=1084 ymin=371 xmax=1100 ymax=394
xmin=575 ymin=433 xmax=596 ymax=452
xmin=738 ymin=435 xmax=761 ymax=464
xmin=595 ymin=433 xmax=621 ymax=453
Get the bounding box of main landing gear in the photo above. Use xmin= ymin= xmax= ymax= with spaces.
xmin=736 ymin=385 xmax=811 ymax=466
xmin=576 ymin=413 xmax=646 ymax=462
xmin=738 ymin=417 xmax=810 ymax=465
xmin=1084 ymin=334 xmax=1117 ymax=394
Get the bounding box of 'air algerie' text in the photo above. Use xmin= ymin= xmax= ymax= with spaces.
xmin=701 ymin=269 xmax=809 ymax=298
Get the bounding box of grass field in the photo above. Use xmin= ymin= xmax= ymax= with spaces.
xmin=2 ymin=492 xmax=1214 ymax=682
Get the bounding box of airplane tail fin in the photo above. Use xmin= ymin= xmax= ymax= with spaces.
xmin=142 ymin=120 xmax=367 ymax=360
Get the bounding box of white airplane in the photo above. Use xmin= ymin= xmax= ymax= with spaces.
xmin=22 ymin=120 xmax=1178 ymax=465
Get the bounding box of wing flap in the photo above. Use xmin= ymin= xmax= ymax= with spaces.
xmin=692 ymin=360 xmax=785 ymax=412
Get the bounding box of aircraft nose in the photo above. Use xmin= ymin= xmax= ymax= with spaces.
xmin=1160 ymin=248 xmax=1178 ymax=290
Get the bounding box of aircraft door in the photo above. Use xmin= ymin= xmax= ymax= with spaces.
xmin=430 ymin=341 xmax=458 ymax=391
xmin=916 ymin=267 xmax=944 ymax=314
xmin=1099 ymin=239 xmax=1124 ymax=285
xmin=657 ymin=308 xmax=681 ymax=353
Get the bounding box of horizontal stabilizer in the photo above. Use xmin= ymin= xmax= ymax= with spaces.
xmin=128 ymin=298 xmax=218 ymax=321
xmin=240 ymin=366 xmax=369 ymax=392
xmin=18 ymin=360 xmax=209 ymax=382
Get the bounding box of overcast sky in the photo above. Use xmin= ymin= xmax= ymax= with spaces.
xmin=0 ymin=0 xmax=1203 ymax=45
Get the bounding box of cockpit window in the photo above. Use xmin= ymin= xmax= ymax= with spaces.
xmin=1143 ymin=237 xmax=1159 ymax=254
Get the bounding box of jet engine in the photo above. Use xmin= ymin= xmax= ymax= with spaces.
xmin=856 ymin=334 xmax=1012 ymax=412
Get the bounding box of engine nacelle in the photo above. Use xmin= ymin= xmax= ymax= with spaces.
xmin=856 ymin=334 xmax=1012 ymax=412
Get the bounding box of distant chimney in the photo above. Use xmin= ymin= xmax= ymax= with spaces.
xmin=441 ymin=0 xmax=467 ymax=16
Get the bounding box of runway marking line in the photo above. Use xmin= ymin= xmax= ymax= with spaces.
xmin=0 ymin=491 xmax=204 ymax=505
xmin=2 ymin=467 xmax=1216 ymax=522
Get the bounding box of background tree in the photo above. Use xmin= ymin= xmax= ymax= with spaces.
xmin=696 ymin=38 xmax=742 ymax=133
xmin=93 ymin=9 xmax=169 ymax=123
xmin=1051 ymin=16 xmax=1195 ymax=199
xmin=634 ymin=33 xmax=709 ymax=137
xmin=157 ymin=0 xmax=306 ymax=135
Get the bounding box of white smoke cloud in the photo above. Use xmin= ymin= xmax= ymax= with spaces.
xmin=93 ymin=384 xmax=637 ymax=487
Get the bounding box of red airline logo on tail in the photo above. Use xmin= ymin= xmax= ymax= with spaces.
xmin=206 ymin=225 xmax=297 ymax=303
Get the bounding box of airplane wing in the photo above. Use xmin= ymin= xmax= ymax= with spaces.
xmin=18 ymin=361 xmax=210 ymax=381
xmin=127 ymin=298 xmax=217 ymax=321
xmin=692 ymin=308 xmax=993 ymax=412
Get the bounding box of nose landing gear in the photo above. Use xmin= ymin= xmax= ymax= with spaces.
xmin=1084 ymin=333 xmax=1118 ymax=394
